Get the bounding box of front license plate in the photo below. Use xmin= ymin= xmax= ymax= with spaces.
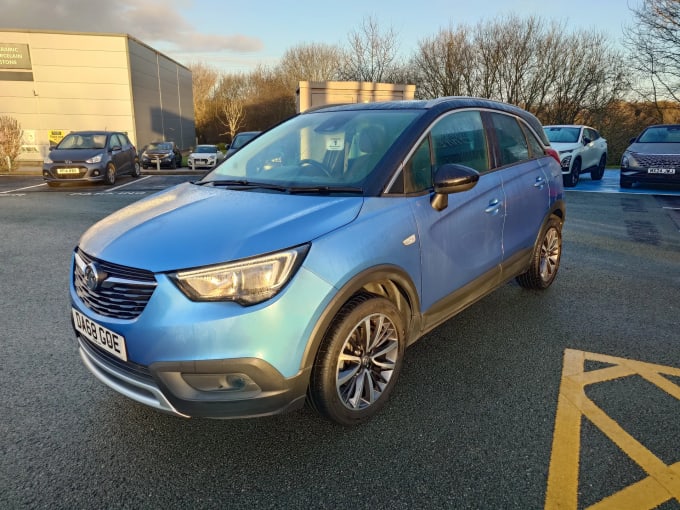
xmin=57 ymin=168 xmax=80 ymax=175
xmin=648 ymin=168 xmax=676 ymax=174
xmin=72 ymin=308 xmax=128 ymax=361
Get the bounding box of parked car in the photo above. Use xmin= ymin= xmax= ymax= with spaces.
xmin=141 ymin=141 xmax=183 ymax=169
xmin=620 ymin=124 xmax=680 ymax=188
xmin=187 ymin=144 xmax=224 ymax=170
xmin=70 ymin=97 xmax=565 ymax=425
xmin=544 ymin=125 xmax=608 ymax=187
xmin=225 ymin=131 xmax=261 ymax=158
xmin=43 ymin=131 xmax=139 ymax=186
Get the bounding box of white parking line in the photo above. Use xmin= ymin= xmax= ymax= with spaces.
xmin=0 ymin=183 xmax=48 ymax=193
xmin=108 ymin=176 xmax=151 ymax=191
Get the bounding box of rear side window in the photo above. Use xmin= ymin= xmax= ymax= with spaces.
xmin=490 ymin=113 xmax=529 ymax=167
xmin=521 ymin=123 xmax=547 ymax=159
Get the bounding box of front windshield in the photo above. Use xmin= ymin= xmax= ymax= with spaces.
xmin=203 ymin=109 xmax=421 ymax=189
xmin=195 ymin=146 xmax=217 ymax=153
xmin=638 ymin=126 xmax=680 ymax=143
xmin=544 ymin=127 xmax=580 ymax=144
xmin=57 ymin=133 xmax=107 ymax=150
xmin=148 ymin=142 xmax=173 ymax=151
xmin=231 ymin=133 xmax=257 ymax=150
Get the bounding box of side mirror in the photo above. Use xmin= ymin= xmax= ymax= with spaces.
xmin=431 ymin=164 xmax=480 ymax=211
xmin=583 ymin=137 xmax=592 ymax=145
xmin=110 ymin=145 xmax=122 ymax=152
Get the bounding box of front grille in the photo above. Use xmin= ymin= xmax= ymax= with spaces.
xmin=74 ymin=249 xmax=157 ymax=320
xmin=634 ymin=153 xmax=680 ymax=167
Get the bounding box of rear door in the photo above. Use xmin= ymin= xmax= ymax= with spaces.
xmin=486 ymin=112 xmax=549 ymax=266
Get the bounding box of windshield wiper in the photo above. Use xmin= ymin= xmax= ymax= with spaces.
xmin=198 ymin=179 xmax=289 ymax=192
xmin=288 ymin=185 xmax=363 ymax=194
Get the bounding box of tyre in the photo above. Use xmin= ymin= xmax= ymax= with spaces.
xmin=308 ymin=294 xmax=405 ymax=425
xmin=104 ymin=164 xmax=116 ymax=185
xmin=591 ymin=154 xmax=606 ymax=180
xmin=564 ymin=159 xmax=580 ymax=187
xmin=620 ymin=176 xmax=633 ymax=188
xmin=516 ymin=216 xmax=562 ymax=290
xmin=131 ymin=159 xmax=141 ymax=178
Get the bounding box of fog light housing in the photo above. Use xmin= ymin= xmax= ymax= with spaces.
xmin=92 ymin=170 xmax=100 ymax=176
xmin=181 ymin=373 xmax=260 ymax=393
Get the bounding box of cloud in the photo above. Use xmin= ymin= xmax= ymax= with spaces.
xmin=0 ymin=0 xmax=263 ymax=54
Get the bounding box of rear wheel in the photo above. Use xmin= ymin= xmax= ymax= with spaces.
xmin=104 ymin=164 xmax=116 ymax=185
xmin=308 ymin=294 xmax=405 ymax=425
xmin=516 ymin=216 xmax=562 ymax=290
xmin=591 ymin=154 xmax=606 ymax=180
xmin=131 ymin=159 xmax=141 ymax=178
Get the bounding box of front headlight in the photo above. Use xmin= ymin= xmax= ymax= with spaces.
xmin=44 ymin=156 xmax=53 ymax=164
xmin=86 ymin=153 xmax=103 ymax=164
xmin=621 ymin=152 xmax=640 ymax=168
xmin=170 ymin=244 xmax=309 ymax=305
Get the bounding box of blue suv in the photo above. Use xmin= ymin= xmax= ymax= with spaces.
xmin=70 ymin=97 xmax=565 ymax=425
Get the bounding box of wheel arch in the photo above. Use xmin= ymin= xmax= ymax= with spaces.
xmin=299 ymin=264 xmax=421 ymax=373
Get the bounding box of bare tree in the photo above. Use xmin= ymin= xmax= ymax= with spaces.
xmin=188 ymin=62 xmax=219 ymax=143
xmin=214 ymin=73 xmax=250 ymax=139
xmin=277 ymin=43 xmax=344 ymax=90
xmin=410 ymin=16 xmax=626 ymax=125
xmin=411 ymin=26 xmax=478 ymax=98
xmin=0 ymin=115 xmax=23 ymax=171
xmin=625 ymin=0 xmax=680 ymax=111
xmin=342 ymin=15 xmax=401 ymax=82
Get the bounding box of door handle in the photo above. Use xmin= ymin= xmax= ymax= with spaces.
xmin=533 ymin=176 xmax=545 ymax=189
xmin=485 ymin=198 xmax=502 ymax=215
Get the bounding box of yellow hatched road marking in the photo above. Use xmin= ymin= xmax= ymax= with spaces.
xmin=545 ymin=349 xmax=680 ymax=509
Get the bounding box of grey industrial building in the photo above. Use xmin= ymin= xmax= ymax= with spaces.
xmin=0 ymin=29 xmax=195 ymax=164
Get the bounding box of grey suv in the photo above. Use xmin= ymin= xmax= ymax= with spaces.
xmin=43 ymin=131 xmax=140 ymax=186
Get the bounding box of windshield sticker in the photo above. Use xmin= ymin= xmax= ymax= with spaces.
xmin=326 ymin=135 xmax=344 ymax=151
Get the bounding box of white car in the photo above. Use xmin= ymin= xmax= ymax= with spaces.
xmin=544 ymin=125 xmax=608 ymax=187
xmin=187 ymin=144 xmax=224 ymax=170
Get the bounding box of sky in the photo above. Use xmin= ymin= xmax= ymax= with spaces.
xmin=1 ymin=0 xmax=637 ymax=73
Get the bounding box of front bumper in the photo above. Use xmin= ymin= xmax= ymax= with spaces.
xmin=188 ymin=158 xmax=217 ymax=169
xmin=70 ymin=256 xmax=336 ymax=418
xmin=142 ymin=154 xmax=176 ymax=168
xmin=620 ymin=167 xmax=680 ymax=185
xmin=78 ymin=336 xmax=310 ymax=418
xmin=43 ymin=163 xmax=106 ymax=183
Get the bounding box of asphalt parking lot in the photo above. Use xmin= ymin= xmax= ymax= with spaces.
xmin=1 ymin=169 xmax=678 ymax=509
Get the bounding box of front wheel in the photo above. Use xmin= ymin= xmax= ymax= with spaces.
xmin=516 ymin=216 xmax=562 ymax=290
xmin=564 ymin=159 xmax=580 ymax=187
xmin=104 ymin=164 xmax=116 ymax=185
xmin=308 ymin=294 xmax=405 ymax=425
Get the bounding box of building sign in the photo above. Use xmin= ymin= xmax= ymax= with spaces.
xmin=49 ymin=130 xmax=67 ymax=146
xmin=0 ymin=43 xmax=32 ymax=69
xmin=0 ymin=43 xmax=33 ymax=81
